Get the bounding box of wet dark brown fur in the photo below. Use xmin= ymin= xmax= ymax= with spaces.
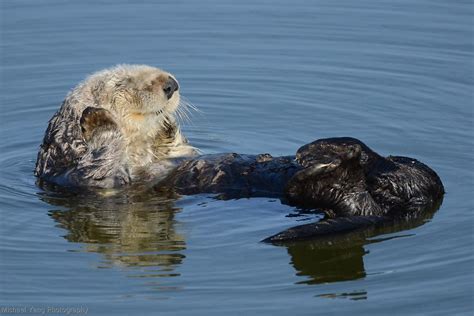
xmin=159 ymin=137 xmax=444 ymax=242
xmin=264 ymin=137 xmax=444 ymax=242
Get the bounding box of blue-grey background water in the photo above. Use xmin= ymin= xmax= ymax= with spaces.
xmin=1 ymin=0 xmax=473 ymax=315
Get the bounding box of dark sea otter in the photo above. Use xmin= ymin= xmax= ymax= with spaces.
xmin=159 ymin=137 xmax=444 ymax=242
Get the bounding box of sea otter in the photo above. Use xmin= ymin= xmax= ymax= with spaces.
xmin=262 ymin=137 xmax=445 ymax=241
xmin=35 ymin=65 xmax=444 ymax=242
xmin=159 ymin=137 xmax=444 ymax=242
xmin=35 ymin=65 xmax=198 ymax=188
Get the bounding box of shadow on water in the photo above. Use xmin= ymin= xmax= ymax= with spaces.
xmin=37 ymin=181 xmax=442 ymax=291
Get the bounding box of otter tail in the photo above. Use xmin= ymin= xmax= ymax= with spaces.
xmin=262 ymin=216 xmax=389 ymax=243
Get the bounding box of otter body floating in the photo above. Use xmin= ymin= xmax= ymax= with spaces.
xmin=160 ymin=137 xmax=444 ymax=242
xmin=35 ymin=65 xmax=444 ymax=242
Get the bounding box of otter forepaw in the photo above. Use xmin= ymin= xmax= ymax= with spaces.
xmin=80 ymin=107 xmax=118 ymax=142
xmin=293 ymin=159 xmax=342 ymax=182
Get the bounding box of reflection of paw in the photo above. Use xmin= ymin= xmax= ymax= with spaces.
xmin=80 ymin=107 xmax=117 ymax=141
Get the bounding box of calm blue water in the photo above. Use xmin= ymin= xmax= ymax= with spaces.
xmin=1 ymin=0 xmax=473 ymax=315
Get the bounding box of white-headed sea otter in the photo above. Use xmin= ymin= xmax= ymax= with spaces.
xmin=35 ymin=65 xmax=198 ymax=188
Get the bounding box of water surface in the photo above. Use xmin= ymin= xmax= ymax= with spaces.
xmin=1 ymin=0 xmax=473 ymax=315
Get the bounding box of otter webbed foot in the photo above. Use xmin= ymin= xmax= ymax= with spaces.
xmin=262 ymin=216 xmax=388 ymax=243
xmin=80 ymin=107 xmax=118 ymax=143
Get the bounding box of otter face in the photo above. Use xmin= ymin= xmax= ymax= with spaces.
xmin=138 ymin=71 xmax=180 ymax=114
xmin=97 ymin=65 xmax=181 ymax=118
xmin=286 ymin=138 xmax=376 ymax=214
xmin=296 ymin=139 xmax=362 ymax=173
xmin=295 ymin=137 xmax=383 ymax=173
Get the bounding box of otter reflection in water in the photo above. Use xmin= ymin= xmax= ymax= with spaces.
xmin=284 ymin=200 xmax=440 ymax=287
xmin=39 ymin=182 xmax=441 ymax=287
xmin=41 ymin=187 xmax=186 ymax=270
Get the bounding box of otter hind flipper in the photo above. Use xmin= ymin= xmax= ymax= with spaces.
xmin=262 ymin=216 xmax=388 ymax=243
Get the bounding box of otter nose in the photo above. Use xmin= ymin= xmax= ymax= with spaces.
xmin=163 ymin=76 xmax=179 ymax=99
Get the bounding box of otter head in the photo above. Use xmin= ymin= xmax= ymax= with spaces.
xmin=295 ymin=138 xmax=362 ymax=175
xmin=110 ymin=65 xmax=179 ymax=114
xmin=286 ymin=138 xmax=381 ymax=214
xmin=295 ymin=137 xmax=382 ymax=174
xmin=87 ymin=65 xmax=182 ymax=132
